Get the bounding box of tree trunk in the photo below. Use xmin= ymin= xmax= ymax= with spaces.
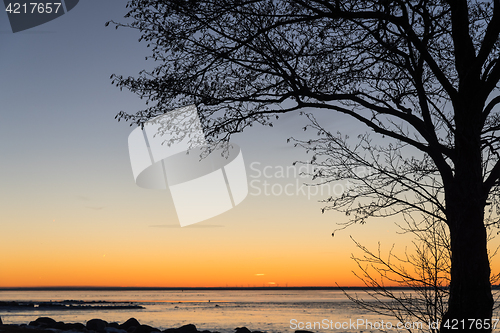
xmin=438 ymin=89 xmax=495 ymax=331
xmin=441 ymin=183 xmax=493 ymax=331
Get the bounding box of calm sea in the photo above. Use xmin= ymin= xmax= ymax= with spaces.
xmin=0 ymin=289 xmax=441 ymax=333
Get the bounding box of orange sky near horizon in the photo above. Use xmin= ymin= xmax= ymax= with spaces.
xmin=0 ymin=185 xmax=419 ymax=288
xmin=5 ymin=195 xmax=496 ymax=288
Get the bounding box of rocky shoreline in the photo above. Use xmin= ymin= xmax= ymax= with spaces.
xmin=0 ymin=317 xmax=271 ymax=333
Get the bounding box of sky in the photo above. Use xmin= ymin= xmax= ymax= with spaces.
xmin=1 ymin=1 xmax=498 ymax=288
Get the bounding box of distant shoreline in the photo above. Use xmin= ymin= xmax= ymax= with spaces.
xmin=0 ymin=300 xmax=144 ymax=310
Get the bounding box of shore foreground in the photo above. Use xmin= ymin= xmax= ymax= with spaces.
xmin=0 ymin=317 xmax=275 ymax=333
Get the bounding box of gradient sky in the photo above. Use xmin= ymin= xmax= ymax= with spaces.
xmin=1 ymin=1 xmax=498 ymax=288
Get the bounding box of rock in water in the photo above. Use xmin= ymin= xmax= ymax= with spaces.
xmin=30 ymin=317 xmax=57 ymax=328
xmin=164 ymin=324 xmax=198 ymax=333
xmin=234 ymin=327 xmax=252 ymax=333
xmin=121 ymin=318 xmax=141 ymax=331
xmin=177 ymin=324 xmax=198 ymax=333
xmin=87 ymin=318 xmax=108 ymax=332
xmin=109 ymin=322 xmax=121 ymax=329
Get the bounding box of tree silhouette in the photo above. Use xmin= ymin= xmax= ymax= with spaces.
xmin=344 ymin=211 xmax=500 ymax=333
xmin=348 ymin=219 xmax=451 ymax=333
xmin=108 ymin=1 xmax=500 ymax=330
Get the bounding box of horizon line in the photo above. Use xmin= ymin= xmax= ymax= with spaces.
xmin=0 ymin=286 xmax=352 ymax=291
xmin=0 ymin=285 xmax=474 ymax=291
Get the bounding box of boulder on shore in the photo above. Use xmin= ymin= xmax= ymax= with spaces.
xmin=234 ymin=327 xmax=251 ymax=333
xmin=121 ymin=317 xmax=141 ymax=331
xmin=29 ymin=317 xmax=57 ymax=328
xmin=164 ymin=323 xmax=198 ymax=333
xmin=87 ymin=318 xmax=108 ymax=332
xmin=177 ymin=324 xmax=198 ymax=333
xmin=106 ymin=327 xmax=128 ymax=333
xmin=0 ymin=317 xmax=251 ymax=333
xmin=130 ymin=324 xmax=159 ymax=333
